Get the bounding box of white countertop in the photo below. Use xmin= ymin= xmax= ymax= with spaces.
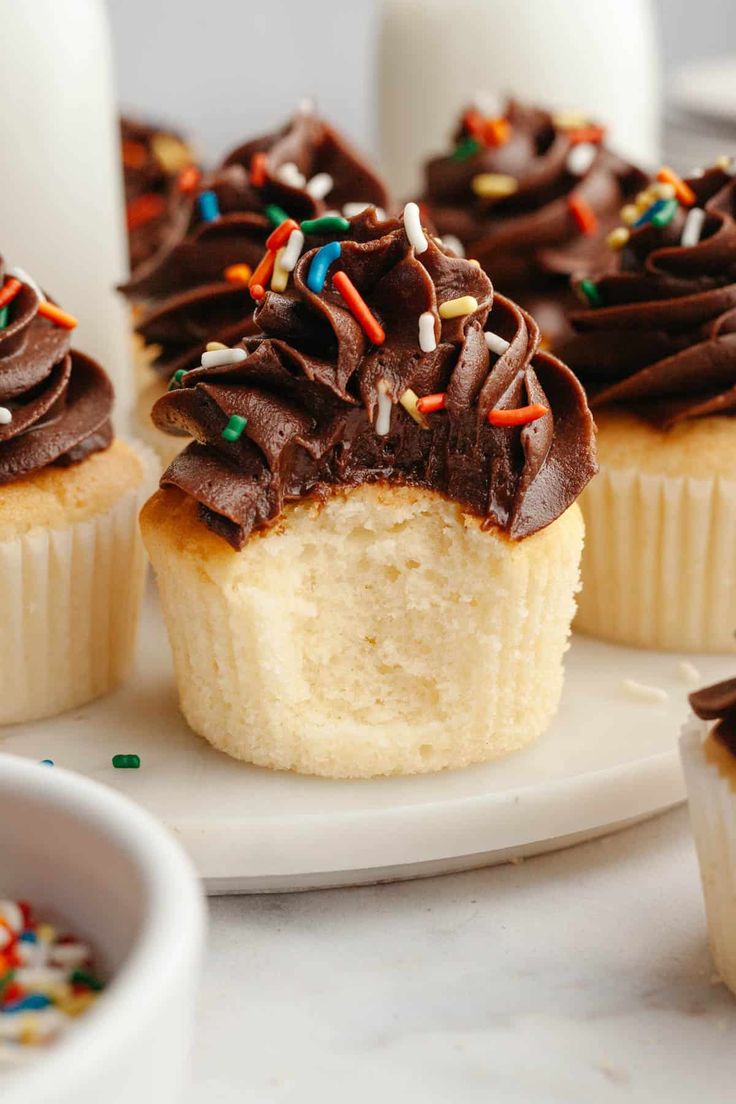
xmin=185 ymin=808 xmax=735 ymax=1103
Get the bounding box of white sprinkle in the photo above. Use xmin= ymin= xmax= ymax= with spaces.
xmin=440 ymin=234 xmax=465 ymax=257
xmin=7 ymin=266 xmax=42 ymax=300
xmin=15 ymin=966 xmax=67 ymax=989
xmin=49 ymin=942 xmax=90 ymax=968
xmin=677 ymin=660 xmax=702 ymax=685
xmin=566 ymin=142 xmax=597 ymax=176
xmin=418 ymin=311 xmax=437 ymax=352
xmin=375 ymin=380 xmax=392 ymax=436
xmin=681 ymin=207 xmax=705 ymax=248
xmin=621 ymin=678 xmax=669 ymax=704
xmin=200 ymin=347 xmax=247 ymax=369
xmin=0 ymin=407 xmax=12 ymax=425
xmin=473 ymin=89 xmax=502 ymax=117
xmin=484 ymin=331 xmax=510 ymax=356
xmin=297 ymin=97 xmax=315 ymax=116
xmin=280 ymin=228 xmax=304 ymax=272
xmin=306 ymin=172 xmax=333 ymax=200
xmin=276 ymin=161 xmax=306 ymax=189
xmin=403 ymin=201 xmax=428 ymax=254
xmin=0 ymin=900 xmax=23 ymax=933
xmin=690 ymin=166 xmax=704 ymax=178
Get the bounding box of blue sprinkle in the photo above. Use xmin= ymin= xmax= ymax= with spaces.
xmin=4 ymin=994 xmax=51 ymax=1013
xmin=307 ymin=241 xmax=341 ymax=293
xmin=19 ymin=931 xmax=37 ymax=943
xmin=634 ymin=198 xmax=668 ymax=228
xmin=39 ymin=758 xmax=54 ymax=767
xmin=197 ymin=190 xmax=220 ymax=223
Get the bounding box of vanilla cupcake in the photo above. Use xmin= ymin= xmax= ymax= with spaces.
xmin=141 ymin=206 xmax=596 ymax=778
xmin=561 ymin=161 xmax=736 ymax=652
xmin=0 ymin=260 xmax=152 ymax=724
xmin=681 ymin=675 xmax=736 ymax=993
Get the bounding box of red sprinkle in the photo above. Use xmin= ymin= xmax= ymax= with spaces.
xmin=567 ymin=125 xmax=606 ymax=146
xmin=248 ymin=250 xmax=276 ymax=298
xmin=266 ymin=218 xmax=299 ymax=252
xmin=483 ymin=117 xmax=511 ymax=148
xmin=416 ymin=393 xmax=447 ymax=415
xmin=250 ymin=152 xmax=268 ymax=188
xmin=332 ymin=271 xmax=385 ymax=345
xmin=462 ymin=109 xmax=486 ymax=140
xmin=2 ymin=983 xmax=24 ymax=1006
xmin=567 ymin=195 xmax=598 ymax=236
xmin=121 ymin=139 xmax=147 ymax=169
xmin=178 ymin=165 xmax=201 ymax=193
xmin=126 ymin=193 xmax=166 ymax=231
xmin=0 ymin=278 xmax=22 ymax=310
xmin=488 ymin=403 xmax=548 ymax=427
xmin=249 ymin=283 xmax=265 ymax=301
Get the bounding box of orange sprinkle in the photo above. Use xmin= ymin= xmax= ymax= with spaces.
xmin=122 ymin=139 xmax=147 ymax=169
xmin=567 ymin=125 xmax=606 ymax=146
xmin=250 ymin=152 xmax=268 ymax=188
xmin=656 ymin=166 xmax=696 ymax=207
xmin=126 ymin=192 xmax=166 ymax=231
xmin=567 ymin=195 xmax=598 ymax=236
xmin=249 ymin=283 xmax=265 ymax=301
xmin=332 ymin=271 xmax=385 ymax=345
xmin=248 ymin=250 xmax=276 ymax=298
xmin=266 ymin=218 xmax=299 ymax=252
xmin=224 ymin=263 xmax=252 ymax=284
xmin=37 ymin=300 xmax=78 ymax=329
xmin=416 ymin=393 xmax=447 ymax=415
xmin=178 ymin=165 xmax=201 ymax=193
xmin=483 ymin=117 xmax=512 ymax=148
xmin=462 ymin=109 xmax=486 ymax=140
xmin=487 ymin=403 xmax=548 ymax=427
xmin=0 ymin=278 xmax=22 ymax=309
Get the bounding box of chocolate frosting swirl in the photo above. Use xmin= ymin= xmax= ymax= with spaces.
xmin=0 ymin=258 xmax=113 ymax=482
xmin=121 ymin=111 xmax=391 ymax=381
xmin=691 ymin=676 xmax=736 ymax=754
xmin=151 ymin=209 xmax=596 ymax=549
xmin=422 ymin=100 xmax=646 ymax=347
xmin=561 ymin=166 xmax=736 ymax=427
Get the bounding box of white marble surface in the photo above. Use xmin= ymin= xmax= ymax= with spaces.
xmin=185 ymin=808 xmax=735 ymax=1103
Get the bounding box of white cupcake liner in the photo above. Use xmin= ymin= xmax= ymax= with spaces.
xmin=0 ymin=440 xmax=157 ymax=725
xmin=577 ymin=465 xmax=736 ymax=652
xmin=680 ymin=718 xmax=736 ymax=993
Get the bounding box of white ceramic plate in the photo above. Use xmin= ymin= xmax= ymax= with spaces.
xmin=2 ymin=586 xmax=732 ymax=894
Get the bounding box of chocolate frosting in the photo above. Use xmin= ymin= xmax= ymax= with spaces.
xmin=561 ymin=166 xmax=736 ymax=427
xmin=151 ymin=209 xmax=597 ymax=549
xmin=0 ymin=258 xmax=113 ymax=482
xmin=422 ymin=100 xmax=646 ymax=347
xmin=691 ymin=677 xmax=736 ymax=754
xmin=121 ymin=110 xmax=391 ymax=381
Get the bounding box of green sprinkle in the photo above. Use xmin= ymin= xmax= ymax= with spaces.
xmin=452 ymin=136 xmax=481 ymax=161
xmin=222 ymin=414 xmax=247 ymax=442
xmin=650 ymin=197 xmax=679 ymax=228
xmin=70 ymin=968 xmax=104 ymax=992
xmin=265 ymin=204 xmax=289 ymax=227
xmin=301 ymin=215 xmax=350 ymax=235
xmin=579 ymin=278 xmax=602 ymax=308
xmin=0 ymin=306 xmax=7 ymax=330
xmin=168 ymin=369 xmax=186 ymax=391
xmin=112 ymin=753 xmax=140 ymax=769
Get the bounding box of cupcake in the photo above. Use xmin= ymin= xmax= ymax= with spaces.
xmin=681 ymin=675 xmax=736 ymax=993
xmin=120 ymin=106 xmax=391 ymax=465
xmin=120 ymin=116 xmax=198 ymax=272
xmin=140 ymin=205 xmax=597 ymax=778
xmin=561 ymin=161 xmax=736 ymax=653
xmin=421 ymin=100 xmax=646 ymax=348
xmin=0 ymin=259 xmax=152 ymax=724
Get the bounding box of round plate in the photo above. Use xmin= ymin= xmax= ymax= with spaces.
xmin=2 ymin=586 xmax=731 ymax=894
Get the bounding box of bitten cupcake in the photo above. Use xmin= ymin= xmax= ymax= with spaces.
xmin=561 ymin=161 xmax=736 ymax=653
xmin=0 ymin=259 xmax=152 ymax=724
xmin=681 ymin=675 xmax=736 ymax=994
xmin=120 ymin=106 xmax=390 ymax=465
xmin=422 ymin=100 xmax=646 ymax=348
xmin=140 ymin=206 xmax=597 ymax=778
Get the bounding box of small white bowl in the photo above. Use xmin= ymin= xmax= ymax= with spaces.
xmin=0 ymin=753 xmax=206 ymax=1104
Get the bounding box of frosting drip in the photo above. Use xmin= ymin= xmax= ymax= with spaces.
xmin=151 ymin=210 xmax=596 ymax=549
xmin=691 ymin=676 xmax=736 ymax=753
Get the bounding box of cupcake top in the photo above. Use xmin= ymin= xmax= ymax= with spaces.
xmin=422 ymin=100 xmax=646 ymax=347
xmin=0 ymin=261 xmax=113 ymax=483
xmin=561 ymin=160 xmax=736 ymax=428
xmin=121 ymin=116 xmax=198 ymax=272
xmin=151 ymin=206 xmax=597 ymax=549
xmin=121 ymin=108 xmax=391 ymax=382
xmin=690 ymin=676 xmax=736 ymax=753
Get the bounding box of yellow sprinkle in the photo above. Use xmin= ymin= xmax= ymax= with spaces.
xmin=620 ymin=204 xmax=639 ymax=226
xmin=552 ymin=110 xmax=587 ymax=129
xmin=607 ymin=226 xmax=630 ymax=250
xmin=270 ymin=247 xmax=289 ymax=293
xmin=439 ymin=295 xmax=478 ymax=320
xmin=635 ymin=188 xmax=658 ymax=212
xmin=205 ymin=341 xmax=227 ymax=352
xmin=651 ymin=182 xmax=676 ymax=200
xmin=716 ymin=155 xmax=733 ymax=171
xmin=59 ymin=992 xmax=98 ymax=1017
xmin=151 ymin=134 xmax=192 ymax=174
xmin=471 ymin=173 xmax=518 ymax=198
xmin=399 ymin=389 xmax=429 ymax=428
xmin=36 ymin=924 xmax=56 ymax=944
xmin=467 ymin=258 xmax=481 ymax=267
